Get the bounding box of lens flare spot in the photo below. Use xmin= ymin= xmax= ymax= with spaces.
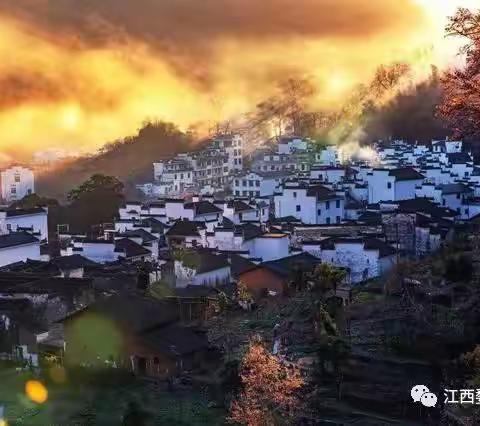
xmin=25 ymin=380 xmax=48 ymax=404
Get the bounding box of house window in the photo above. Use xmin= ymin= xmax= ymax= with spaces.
xmin=326 ymin=217 xmax=331 ymax=224
xmin=336 ymin=200 xmax=340 ymax=208
xmin=293 ymin=192 xmax=297 ymax=198
xmin=387 ymin=182 xmax=392 ymax=189
xmin=456 ymin=193 xmax=461 ymax=199
xmin=255 ymin=181 xmax=260 ymax=187
xmin=296 ymin=205 xmax=301 ymax=212
xmin=14 ymin=174 xmax=20 ymax=183
xmin=336 ymin=216 xmax=341 ymax=223
xmin=10 ymin=186 xmax=16 ymax=194
xmin=256 ymin=191 xmax=260 ymax=197
xmin=235 ymin=190 xmax=240 ymax=196
xmin=326 ymin=201 xmax=330 ymax=210
xmin=249 ymin=180 xmax=253 ymax=187
xmin=239 ymin=213 xmax=243 ymax=221
xmin=242 ymin=180 xmax=247 ymax=186
xmin=442 ymin=199 xmax=446 ymax=206
xmin=317 ymin=209 xmax=321 ymax=215
xmin=235 ymin=179 xmax=239 ymax=186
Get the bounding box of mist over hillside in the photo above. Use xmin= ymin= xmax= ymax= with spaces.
xmin=35 ymin=72 xmax=451 ymax=202
xmin=36 ymin=121 xmax=194 ymax=201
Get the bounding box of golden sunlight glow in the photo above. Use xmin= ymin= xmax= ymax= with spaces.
xmin=0 ymin=0 xmax=476 ymax=156
xmin=25 ymin=380 xmax=48 ymax=404
xmin=326 ymin=72 xmax=354 ymax=96
xmin=60 ymin=105 xmax=82 ymax=131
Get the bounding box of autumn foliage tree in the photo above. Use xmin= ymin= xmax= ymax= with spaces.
xmin=229 ymin=338 xmax=303 ymax=426
xmin=438 ymin=8 xmax=480 ymax=139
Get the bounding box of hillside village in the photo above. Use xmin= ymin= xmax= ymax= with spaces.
xmin=1 ymin=135 xmax=480 ymax=423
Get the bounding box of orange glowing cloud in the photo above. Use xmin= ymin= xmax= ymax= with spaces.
xmin=0 ymin=0 xmax=473 ymax=157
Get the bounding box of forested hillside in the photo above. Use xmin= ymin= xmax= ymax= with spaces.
xmin=36 ymin=121 xmax=194 ymax=200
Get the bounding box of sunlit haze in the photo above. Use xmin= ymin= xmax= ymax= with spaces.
xmin=0 ymin=0 xmax=476 ymax=159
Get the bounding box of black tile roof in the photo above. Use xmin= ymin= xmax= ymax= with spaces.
xmin=259 ymin=252 xmax=321 ymax=278
xmin=388 ymin=168 xmax=424 ymax=181
xmin=61 ymin=294 xmax=178 ymax=332
xmin=166 ymin=220 xmax=200 ymax=237
xmin=363 ymin=238 xmax=396 ymax=258
xmin=357 ymin=211 xmax=382 ymax=225
xmin=228 ymin=200 xmax=255 ymax=213
xmin=0 ymin=232 xmax=39 ymax=249
xmin=5 ymin=207 xmax=47 ymax=217
xmin=140 ymin=324 xmax=208 ymax=357
xmin=397 ymin=198 xmax=457 ymax=218
xmin=118 ymin=229 xmax=158 ymax=244
xmin=447 ymin=152 xmax=472 ymax=164
xmin=196 ymin=252 xmax=230 ymax=274
xmin=115 ymin=238 xmax=151 ymax=258
xmin=319 ymin=237 xmax=396 ymax=258
xmin=224 ymin=253 xmax=257 ymax=277
xmin=441 ymin=183 xmax=473 ymax=195
xmin=143 ymin=216 xmax=166 ymax=227
xmin=270 ymin=216 xmax=303 ymax=225
xmin=220 ymin=217 xmax=235 ymax=229
xmin=53 ymin=254 xmax=98 ymax=270
xmin=306 ymin=185 xmax=341 ymax=201
xmin=172 ymin=285 xmax=219 ymax=298
xmin=237 ymin=223 xmax=263 ymax=241
xmin=185 ymin=201 xmax=222 ymax=215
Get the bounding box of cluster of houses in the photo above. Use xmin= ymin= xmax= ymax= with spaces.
xmin=0 ymin=135 xmax=477 ymax=381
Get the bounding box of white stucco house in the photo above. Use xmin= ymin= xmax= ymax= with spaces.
xmin=301 ymin=237 xmax=397 ymax=284
xmin=366 ymin=168 xmax=425 ymax=203
xmin=0 ymin=232 xmax=41 ymax=267
xmin=2 ymin=208 xmax=49 ymax=242
xmin=274 ymin=182 xmax=344 ymax=225
xmin=232 ymin=170 xmax=292 ymax=197
xmin=1 ymin=166 xmax=35 ymax=203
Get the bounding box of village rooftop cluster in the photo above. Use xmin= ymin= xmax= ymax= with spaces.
xmin=0 ymin=134 xmax=478 ymax=378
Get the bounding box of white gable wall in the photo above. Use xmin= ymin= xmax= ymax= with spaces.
xmin=0 ymin=242 xmax=41 ymax=267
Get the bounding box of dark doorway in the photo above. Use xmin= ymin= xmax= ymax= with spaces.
xmin=137 ymin=357 xmax=147 ymax=375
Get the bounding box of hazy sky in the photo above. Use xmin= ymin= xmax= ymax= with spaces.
xmin=0 ymin=0 xmax=476 ymax=159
